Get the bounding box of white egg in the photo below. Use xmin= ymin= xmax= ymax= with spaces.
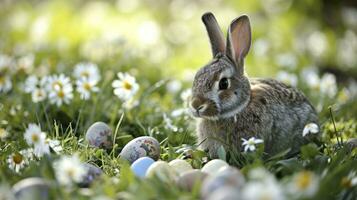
xmin=169 ymin=159 xmax=193 ymax=175
xmin=120 ymin=136 xmax=160 ymax=163
xmin=176 ymin=169 xmax=208 ymax=192
xmin=206 ymin=186 xmax=241 ymax=200
xmin=201 ymin=166 xmax=245 ymax=199
xmin=12 ymin=177 xmax=49 ymax=200
xmin=201 ymin=159 xmax=229 ymax=175
xmin=146 ymin=161 xmax=177 ymax=182
xmin=85 ymin=122 xmax=112 ymax=149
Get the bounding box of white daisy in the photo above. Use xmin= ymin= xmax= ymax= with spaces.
xmin=287 ymin=171 xmax=319 ymax=198
xmin=76 ymin=77 xmax=99 ymax=100
xmin=31 ymin=88 xmax=47 ymax=103
xmin=0 ymin=54 xmax=13 ymax=70
xmin=0 ymin=75 xmax=12 ymax=93
xmin=301 ymin=67 xmax=320 ymax=90
xmin=54 ymin=155 xmax=87 ymax=186
xmin=242 ymin=174 xmax=285 ymax=200
xmin=180 ymin=89 xmax=192 ymax=103
xmin=320 ymin=73 xmax=337 ymax=98
xmin=163 ymin=113 xmax=178 ymax=132
xmin=302 ymin=123 xmax=319 ymax=137
xmin=23 ymin=75 xmax=38 ymax=93
xmin=48 ymin=139 xmax=63 ymax=154
xmin=24 ymin=123 xmax=46 ymax=146
xmin=73 ymin=62 xmax=101 ymax=83
xmin=47 ymin=74 xmax=73 ymax=106
xmin=33 ymin=139 xmax=50 ymax=158
xmin=16 ymin=54 xmax=34 ymax=73
xmin=242 ymin=137 xmax=264 ymax=152
xmin=122 ymin=98 xmax=139 ymax=110
xmin=166 ymin=79 xmax=182 ymax=94
xmin=7 ymin=149 xmax=32 ymax=173
xmin=112 ymin=72 xmax=139 ymax=101
xmin=275 ymin=53 xmax=297 ymax=69
xmin=342 ymin=171 xmax=357 ymax=188
xmin=0 ymin=128 xmax=9 ymax=140
xmin=276 ymin=71 xmax=298 ymax=87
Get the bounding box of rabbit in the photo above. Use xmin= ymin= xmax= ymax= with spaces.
xmin=189 ymin=12 xmax=319 ymax=158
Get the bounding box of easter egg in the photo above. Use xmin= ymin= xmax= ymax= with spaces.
xmin=120 ymin=136 xmax=160 ymax=163
xmin=79 ymin=163 xmax=103 ymax=187
xmin=176 ymin=169 xmax=208 ymax=192
xmin=201 ymin=159 xmax=229 ymax=175
xmin=206 ymin=186 xmax=241 ymax=200
xmin=201 ymin=166 xmax=245 ymax=199
xmin=12 ymin=177 xmax=50 ymax=200
xmin=85 ymin=122 xmax=112 ymax=149
xmin=146 ymin=161 xmax=177 ymax=182
xmin=169 ymin=159 xmax=193 ymax=175
xmin=131 ymin=157 xmax=155 ymax=178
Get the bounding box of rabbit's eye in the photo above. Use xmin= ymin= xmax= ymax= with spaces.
xmin=219 ymin=78 xmax=229 ymax=90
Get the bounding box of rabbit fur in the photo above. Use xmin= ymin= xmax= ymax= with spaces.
xmin=190 ymin=12 xmax=319 ymax=158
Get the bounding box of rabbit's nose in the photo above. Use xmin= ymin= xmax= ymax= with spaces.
xmin=190 ymin=98 xmax=207 ymax=113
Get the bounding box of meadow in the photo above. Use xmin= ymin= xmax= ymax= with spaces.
xmin=0 ymin=0 xmax=356 ymax=199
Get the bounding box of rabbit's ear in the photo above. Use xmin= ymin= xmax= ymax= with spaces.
xmin=226 ymin=15 xmax=251 ymax=73
xmin=202 ymin=12 xmax=226 ymax=57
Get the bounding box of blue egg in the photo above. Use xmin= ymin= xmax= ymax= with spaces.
xmin=131 ymin=157 xmax=155 ymax=178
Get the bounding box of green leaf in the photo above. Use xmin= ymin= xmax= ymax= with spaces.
xmin=301 ymin=143 xmax=319 ymax=160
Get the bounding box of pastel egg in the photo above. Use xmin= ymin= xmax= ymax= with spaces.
xmin=201 ymin=159 xmax=229 ymax=175
xmin=169 ymin=159 xmax=193 ymax=175
xmin=201 ymin=166 xmax=245 ymax=199
xmin=79 ymin=163 xmax=103 ymax=187
xmin=206 ymin=186 xmax=241 ymax=200
xmin=120 ymin=136 xmax=160 ymax=163
xmin=131 ymin=157 xmax=155 ymax=178
xmin=146 ymin=161 xmax=177 ymax=182
xmin=176 ymin=169 xmax=208 ymax=192
xmin=12 ymin=177 xmax=49 ymax=200
xmin=85 ymin=122 xmax=113 ymax=149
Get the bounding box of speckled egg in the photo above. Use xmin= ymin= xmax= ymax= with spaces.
xmin=85 ymin=122 xmax=112 ymax=149
xmin=169 ymin=159 xmax=193 ymax=175
xmin=12 ymin=177 xmax=50 ymax=200
xmin=146 ymin=161 xmax=177 ymax=182
xmin=79 ymin=163 xmax=103 ymax=187
xmin=120 ymin=136 xmax=160 ymax=163
xmin=201 ymin=159 xmax=229 ymax=175
xmin=131 ymin=157 xmax=155 ymax=178
xmin=176 ymin=169 xmax=208 ymax=192
xmin=201 ymin=166 xmax=245 ymax=199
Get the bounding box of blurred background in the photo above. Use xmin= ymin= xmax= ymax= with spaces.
xmin=0 ymin=0 xmax=356 ymax=118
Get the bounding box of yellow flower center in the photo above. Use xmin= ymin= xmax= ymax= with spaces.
xmin=123 ymin=81 xmax=132 ymax=90
xmin=37 ymin=90 xmax=44 ymax=97
xmin=341 ymin=177 xmax=352 ymax=188
xmin=66 ymin=168 xmax=75 ymax=178
xmin=32 ymin=133 xmax=39 ymax=142
xmin=12 ymin=153 xmax=23 ymax=164
xmin=84 ymin=83 xmax=91 ymax=90
xmin=296 ymin=171 xmax=312 ymax=190
xmin=80 ymin=71 xmax=89 ymax=78
xmin=57 ymin=90 xmax=65 ymax=98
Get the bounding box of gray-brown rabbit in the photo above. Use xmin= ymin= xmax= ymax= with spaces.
xmin=190 ymin=12 xmax=319 ymax=158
